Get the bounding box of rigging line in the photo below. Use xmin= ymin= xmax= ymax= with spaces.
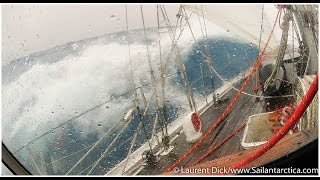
xmin=181 ymin=5 xmax=198 ymax=44
xmin=195 ymin=4 xmax=205 ymax=39
xmin=137 ymin=87 xmax=153 ymax=152
xmin=126 ymin=4 xmax=139 ymax=106
xmin=48 ymin=143 xmax=94 ymax=166
xmin=87 ymin=89 xmax=156 ymax=175
xmin=156 ymin=5 xmax=168 ymax=137
xmin=176 ymin=5 xmax=198 ymax=112
xmin=127 ymin=5 xmax=153 ymax=152
xmin=292 ymin=15 xmax=302 ymax=46
xmin=13 ymin=97 xmax=127 ymax=154
xmin=49 ymin=132 xmax=134 ymax=168
xmin=258 ymin=4 xmax=265 ymax=51
xmin=164 ymin=7 xmax=282 ymax=173
xmin=254 ymin=4 xmax=264 ymax=94
xmin=121 ymin=120 xmax=143 ymax=174
xmin=160 ymin=5 xmax=197 ymax=97
xmin=86 ymin=114 xmax=135 ymax=175
xmin=181 ymin=5 xmax=218 ymax=104
xmin=291 ymin=17 xmax=296 ymax=101
xmin=201 ymin=4 xmax=217 ymax=103
xmin=140 ymin=5 xmax=167 ymax=138
xmin=161 ymin=5 xmax=197 ymax=112
xmin=77 ymin=163 xmax=95 ymax=175
xmin=200 ymin=64 xmax=208 ymax=104
xmin=26 ymin=145 xmax=43 ymax=175
xmin=66 ymin=117 xmax=123 ymax=175
xmin=160 ymin=5 xmax=188 ymax=81
xmin=200 ymin=4 xmax=210 ymax=59
xmin=150 ymin=113 xmax=161 ymax=148
xmin=140 ymin=5 xmax=159 ymax=103
xmin=208 ymin=61 xmax=294 ymax=99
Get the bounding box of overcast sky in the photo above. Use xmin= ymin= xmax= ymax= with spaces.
xmin=1 ymin=4 xmax=180 ymax=65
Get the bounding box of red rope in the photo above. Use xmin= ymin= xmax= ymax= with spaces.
xmin=163 ymin=7 xmax=282 ymax=173
xmin=223 ymin=73 xmax=318 ymax=175
xmin=192 ymin=123 xmax=246 ymax=166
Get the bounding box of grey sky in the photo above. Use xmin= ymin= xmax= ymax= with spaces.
xmin=2 ymin=4 xmax=180 ymax=65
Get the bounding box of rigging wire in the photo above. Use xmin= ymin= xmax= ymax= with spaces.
xmin=200 ymin=4 xmax=217 ymax=103
xmin=254 ymin=4 xmax=265 ymax=94
xmin=121 ymin=120 xmax=143 ymax=174
xmin=125 ymin=4 xmax=139 ymax=108
xmin=137 ymin=88 xmax=153 ymax=153
xmin=66 ymin=117 xmax=123 ymax=175
xmin=139 ymin=4 xmax=161 ymax=153
xmin=161 ymin=5 xmax=198 ymax=113
xmin=88 ymin=89 xmax=155 ymax=174
xmin=86 ymin=89 xmax=155 ymax=175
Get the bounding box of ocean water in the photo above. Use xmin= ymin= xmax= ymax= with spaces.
xmin=2 ymin=27 xmax=258 ymax=175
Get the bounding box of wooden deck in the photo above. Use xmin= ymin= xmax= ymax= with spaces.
xmin=165 ymin=126 xmax=318 ymax=175
xmin=138 ymin=77 xmax=294 ymax=175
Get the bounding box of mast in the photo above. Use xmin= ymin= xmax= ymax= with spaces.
xmin=291 ymin=5 xmax=318 ymax=76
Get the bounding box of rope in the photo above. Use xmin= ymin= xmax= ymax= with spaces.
xmin=26 ymin=145 xmax=43 ymax=175
xmin=162 ymin=5 xmax=197 ymax=113
xmin=192 ymin=123 xmax=246 ymax=166
xmin=223 ymin=73 xmax=318 ymax=175
xmin=121 ymin=120 xmax=143 ymax=174
xmin=200 ymin=4 xmax=215 ymax=103
xmin=138 ymin=87 xmax=154 ymax=153
xmin=126 ymin=4 xmax=139 ymax=107
xmin=195 ymin=4 xmax=205 ymax=39
xmin=164 ymin=7 xmax=282 ymax=173
xmin=156 ymin=5 xmax=168 ymax=139
xmin=254 ymin=4 xmax=264 ymax=94
xmin=140 ymin=5 xmax=162 ymax=119
xmin=66 ymin=117 xmax=122 ymax=175
xmin=86 ymin=110 xmax=137 ymax=174
xmin=209 ymin=63 xmax=294 ymax=99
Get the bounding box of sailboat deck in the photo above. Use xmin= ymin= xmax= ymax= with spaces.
xmin=138 ymin=77 xmax=294 ymax=175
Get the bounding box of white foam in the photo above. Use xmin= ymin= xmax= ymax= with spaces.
xmin=182 ymin=112 xmax=203 ymax=143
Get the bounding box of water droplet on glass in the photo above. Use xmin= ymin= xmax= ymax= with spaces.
xmin=110 ymin=14 xmax=117 ymax=21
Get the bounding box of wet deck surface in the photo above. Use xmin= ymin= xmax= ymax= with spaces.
xmin=138 ymin=77 xmax=294 ymax=175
